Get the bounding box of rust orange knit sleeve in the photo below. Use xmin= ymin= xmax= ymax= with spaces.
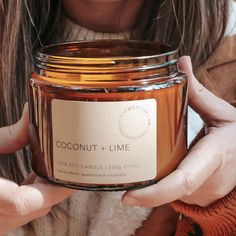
xmin=172 ymin=188 xmax=236 ymax=235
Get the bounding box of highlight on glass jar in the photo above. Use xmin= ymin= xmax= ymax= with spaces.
xmin=28 ymin=40 xmax=188 ymax=191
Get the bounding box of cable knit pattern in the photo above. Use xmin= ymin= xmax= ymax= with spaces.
xmin=88 ymin=192 xmax=151 ymax=236
xmin=175 ymin=217 xmax=195 ymax=236
xmin=172 ymin=188 xmax=236 ymax=235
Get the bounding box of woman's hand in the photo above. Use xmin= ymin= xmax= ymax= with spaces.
xmin=122 ymin=56 xmax=236 ymax=208
xmin=0 ymin=104 xmax=75 ymax=235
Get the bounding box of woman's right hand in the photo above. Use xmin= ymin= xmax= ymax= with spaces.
xmin=0 ymin=104 xmax=75 ymax=235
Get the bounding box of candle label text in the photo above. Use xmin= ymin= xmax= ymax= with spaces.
xmin=51 ymin=99 xmax=157 ymax=184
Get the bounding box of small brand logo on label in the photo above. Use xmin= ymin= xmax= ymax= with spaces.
xmin=118 ymin=105 xmax=151 ymax=139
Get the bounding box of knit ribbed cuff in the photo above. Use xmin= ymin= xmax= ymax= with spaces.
xmin=171 ymin=188 xmax=236 ymax=236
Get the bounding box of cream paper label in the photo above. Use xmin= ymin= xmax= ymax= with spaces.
xmin=51 ymin=99 xmax=157 ymax=184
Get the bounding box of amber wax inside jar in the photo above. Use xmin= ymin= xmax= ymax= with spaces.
xmin=28 ymin=40 xmax=188 ymax=191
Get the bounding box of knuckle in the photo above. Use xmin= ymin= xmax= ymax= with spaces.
xmin=153 ymin=188 xmax=162 ymax=206
xmin=9 ymin=193 xmax=29 ymax=217
xmin=212 ymin=187 xmax=227 ymax=199
xmin=6 ymin=125 xmax=16 ymax=141
xmin=7 ymin=122 xmax=26 ymax=148
xmin=6 ymin=124 xmax=21 ymax=146
xmin=178 ymin=169 xmax=198 ymax=196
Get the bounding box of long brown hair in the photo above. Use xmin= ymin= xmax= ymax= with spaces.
xmin=132 ymin=0 xmax=229 ymax=68
xmin=0 ymin=0 xmax=229 ymax=225
xmin=0 ymin=0 xmax=61 ymax=182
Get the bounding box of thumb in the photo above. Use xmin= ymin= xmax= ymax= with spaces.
xmin=179 ymin=56 xmax=236 ymax=125
xmin=0 ymin=177 xmax=76 ymax=216
xmin=0 ymin=103 xmax=29 ymax=154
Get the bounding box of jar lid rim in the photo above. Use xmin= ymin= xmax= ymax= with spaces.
xmin=36 ymin=40 xmax=178 ymax=64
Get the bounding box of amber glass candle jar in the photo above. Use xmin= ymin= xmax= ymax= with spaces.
xmin=28 ymin=40 xmax=188 ymax=191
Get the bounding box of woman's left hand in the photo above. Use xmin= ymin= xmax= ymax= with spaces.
xmin=122 ymin=56 xmax=236 ymax=207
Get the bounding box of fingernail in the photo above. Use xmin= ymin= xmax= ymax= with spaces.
xmin=122 ymin=196 xmax=140 ymax=206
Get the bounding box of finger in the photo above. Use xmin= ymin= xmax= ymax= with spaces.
xmin=179 ymin=56 xmax=236 ymax=124
xmin=0 ymin=177 xmax=76 ymax=216
xmin=122 ymin=133 xmax=221 ymax=207
xmin=0 ymin=103 xmax=29 ymax=154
